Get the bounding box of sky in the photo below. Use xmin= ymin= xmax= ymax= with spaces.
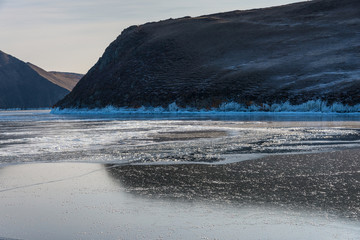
xmin=0 ymin=0 xmax=301 ymax=74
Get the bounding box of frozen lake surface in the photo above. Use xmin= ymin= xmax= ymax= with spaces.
xmin=1 ymin=162 xmax=360 ymax=240
xmin=1 ymin=110 xmax=360 ymax=166
xmin=0 ymin=110 xmax=360 ymax=239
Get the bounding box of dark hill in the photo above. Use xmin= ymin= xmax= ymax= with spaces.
xmin=0 ymin=51 xmax=80 ymax=109
xmin=56 ymin=0 xmax=360 ymax=109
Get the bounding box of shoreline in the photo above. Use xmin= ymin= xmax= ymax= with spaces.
xmin=51 ymin=100 xmax=360 ymax=115
xmin=52 ymin=108 xmax=360 ymax=115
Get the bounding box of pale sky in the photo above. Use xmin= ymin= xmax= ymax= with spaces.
xmin=0 ymin=0 xmax=301 ymax=74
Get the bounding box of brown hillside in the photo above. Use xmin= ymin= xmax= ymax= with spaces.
xmin=27 ymin=63 xmax=83 ymax=91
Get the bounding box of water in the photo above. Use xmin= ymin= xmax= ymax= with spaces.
xmin=1 ymin=110 xmax=360 ymax=239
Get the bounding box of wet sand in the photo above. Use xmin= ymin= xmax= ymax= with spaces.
xmin=1 ymin=149 xmax=360 ymax=239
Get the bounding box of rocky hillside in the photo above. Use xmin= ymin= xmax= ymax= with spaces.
xmin=0 ymin=51 xmax=82 ymax=109
xmin=56 ymin=0 xmax=360 ymax=109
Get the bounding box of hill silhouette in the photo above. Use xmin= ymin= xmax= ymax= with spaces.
xmin=0 ymin=50 xmax=82 ymax=109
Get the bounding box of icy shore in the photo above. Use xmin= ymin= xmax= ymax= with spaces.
xmin=52 ymin=100 xmax=360 ymax=115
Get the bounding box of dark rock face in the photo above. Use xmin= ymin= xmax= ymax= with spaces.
xmin=56 ymin=0 xmax=360 ymax=109
xmin=0 ymin=51 xmax=70 ymax=109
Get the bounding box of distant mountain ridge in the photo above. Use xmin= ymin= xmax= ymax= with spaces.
xmin=0 ymin=50 xmax=82 ymax=109
xmin=27 ymin=63 xmax=82 ymax=91
xmin=55 ymin=0 xmax=360 ymax=110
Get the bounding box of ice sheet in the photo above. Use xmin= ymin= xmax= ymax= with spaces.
xmin=0 ymin=163 xmax=359 ymax=240
xmin=1 ymin=111 xmax=360 ymax=166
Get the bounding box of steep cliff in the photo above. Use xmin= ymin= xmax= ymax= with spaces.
xmin=56 ymin=0 xmax=360 ymax=109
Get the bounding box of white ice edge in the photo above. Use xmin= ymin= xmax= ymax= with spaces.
xmin=51 ymin=100 xmax=360 ymax=115
xmin=0 ymin=108 xmax=51 ymax=111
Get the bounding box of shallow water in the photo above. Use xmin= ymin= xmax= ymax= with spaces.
xmin=1 ymin=110 xmax=360 ymax=239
